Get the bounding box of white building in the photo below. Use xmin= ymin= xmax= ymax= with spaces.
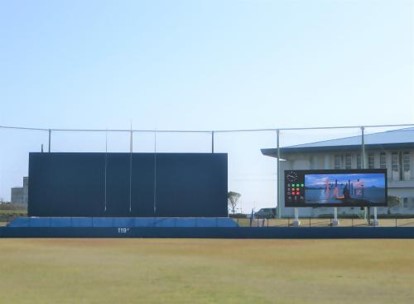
xmin=262 ymin=127 xmax=414 ymax=217
xmin=11 ymin=176 xmax=28 ymax=205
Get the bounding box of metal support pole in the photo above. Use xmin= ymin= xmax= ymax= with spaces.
xmin=211 ymin=131 xmax=214 ymax=153
xmin=104 ymin=130 xmax=108 ymax=212
xmin=361 ymin=126 xmax=369 ymax=221
xmin=361 ymin=126 xmax=365 ymax=168
xmin=293 ymin=208 xmax=301 ymax=226
xmin=130 ymin=128 xmax=133 ymax=153
xmin=332 ymin=207 xmax=339 ymax=226
xmin=48 ymin=129 xmax=52 ymax=152
xmin=129 ymin=130 xmax=133 ymax=213
xmin=372 ymin=207 xmax=379 ymax=226
xmin=276 ymin=129 xmax=282 ymax=218
xmin=153 ymin=131 xmax=157 ymax=215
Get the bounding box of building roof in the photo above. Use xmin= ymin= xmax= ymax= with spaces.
xmin=262 ymin=127 xmax=414 ymax=157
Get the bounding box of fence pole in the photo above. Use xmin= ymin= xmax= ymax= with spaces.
xmin=361 ymin=126 xmax=370 ymax=222
xmin=48 ymin=129 xmax=52 ymax=152
xmin=211 ymin=131 xmax=214 ymax=153
xmin=276 ymin=129 xmax=281 ymax=218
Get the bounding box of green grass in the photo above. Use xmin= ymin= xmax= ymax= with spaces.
xmin=0 ymin=239 xmax=413 ymax=303
xmin=0 ymin=206 xmax=27 ymax=225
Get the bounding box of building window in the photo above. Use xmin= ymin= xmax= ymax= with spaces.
xmin=403 ymin=151 xmax=411 ymax=180
xmin=356 ymin=154 xmax=362 ymax=169
xmin=345 ymin=153 xmax=352 ymax=169
xmin=391 ymin=152 xmax=400 ymax=181
xmin=309 ymin=156 xmax=314 ymax=169
xmin=368 ymin=153 xmax=375 ymax=169
xmin=334 ymin=155 xmax=342 ymax=169
xmin=380 ymin=152 xmax=386 ymax=169
xmin=403 ymin=197 xmax=409 ymax=208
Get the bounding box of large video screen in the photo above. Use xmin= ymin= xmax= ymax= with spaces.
xmin=285 ymin=169 xmax=387 ymax=207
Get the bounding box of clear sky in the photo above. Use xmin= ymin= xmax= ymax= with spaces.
xmin=0 ymin=0 xmax=413 ymax=211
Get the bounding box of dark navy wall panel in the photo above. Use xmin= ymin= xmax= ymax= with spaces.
xmin=131 ymin=154 xmax=156 ymax=217
xmin=29 ymin=153 xmax=106 ymax=217
xmin=155 ymin=154 xmax=228 ymax=217
xmin=106 ymin=154 xmax=130 ymax=216
xmin=28 ymin=153 xmax=227 ymax=217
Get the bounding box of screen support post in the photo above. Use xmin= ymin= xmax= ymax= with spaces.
xmin=372 ymin=207 xmax=379 ymax=226
xmin=332 ymin=207 xmax=339 ymax=226
xmin=292 ymin=208 xmax=301 ymax=226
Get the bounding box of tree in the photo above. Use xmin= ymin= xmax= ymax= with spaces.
xmin=387 ymin=195 xmax=400 ymax=215
xmin=227 ymin=191 xmax=241 ymax=214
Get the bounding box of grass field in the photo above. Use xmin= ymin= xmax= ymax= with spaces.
xmin=0 ymin=239 xmax=413 ymax=304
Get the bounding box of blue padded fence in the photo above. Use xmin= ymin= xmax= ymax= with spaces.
xmin=7 ymin=217 xmax=239 ymax=228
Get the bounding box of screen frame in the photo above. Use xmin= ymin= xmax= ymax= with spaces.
xmin=284 ymin=169 xmax=388 ymax=208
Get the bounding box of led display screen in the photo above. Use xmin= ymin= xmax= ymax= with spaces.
xmin=285 ymin=169 xmax=387 ymax=207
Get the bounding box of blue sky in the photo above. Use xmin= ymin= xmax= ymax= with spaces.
xmin=0 ymin=0 xmax=413 ymax=210
xmin=1 ymin=0 xmax=412 ymax=130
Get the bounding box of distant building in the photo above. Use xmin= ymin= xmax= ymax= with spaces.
xmin=262 ymin=127 xmax=414 ymax=217
xmin=11 ymin=177 xmax=28 ymax=205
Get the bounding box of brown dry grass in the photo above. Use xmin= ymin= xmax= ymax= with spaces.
xmin=0 ymin=239 xmax=413 ymax=304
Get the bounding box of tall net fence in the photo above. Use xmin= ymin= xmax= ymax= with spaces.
xmin=1 ymin=124 xmax=414 ymax=227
